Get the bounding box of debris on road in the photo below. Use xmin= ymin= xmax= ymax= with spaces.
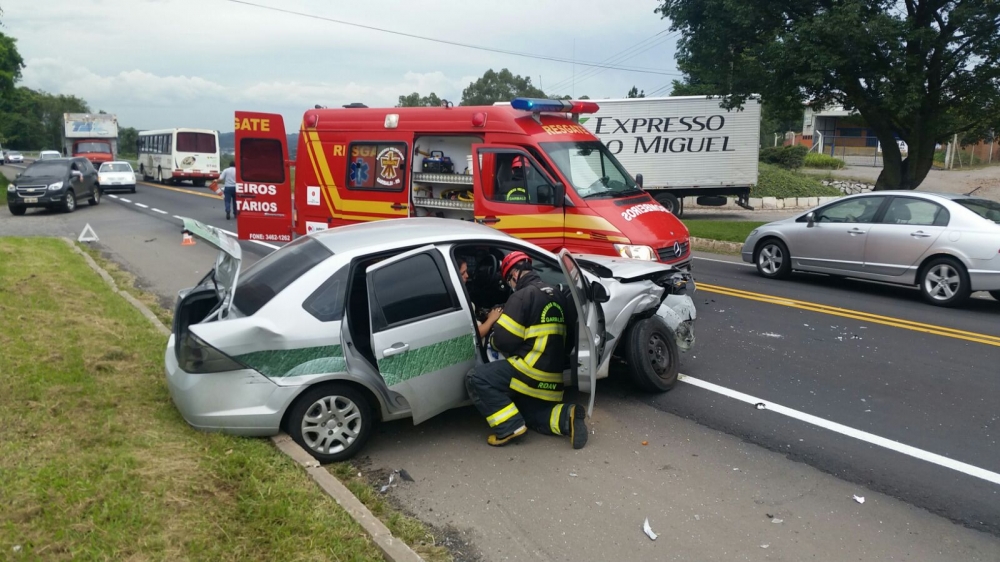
xmin=398 ymin=469 xmax=415 ymax=482
xmin=642 ymin=518 xmax=658 ymax=541
xmin=641 ymin=441 xmax=649 ymax=446
xmin=772 ymin=518 xmax=784 ymax=524
xmin=853 ymin=495 xmax=866 ymax=504
xmin=380 ymin=471 xmax=397 ymax=493
xmin=569 ymin=472 xmax=578 ymax=477
xmin=760 ymin=544 xmax=770 ymax=549
xmin=755 ymin=402 xmax=767 ymax=410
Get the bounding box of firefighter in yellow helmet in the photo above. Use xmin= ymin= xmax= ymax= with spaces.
xmin=465 ymin=251 xmax=587 ymax=448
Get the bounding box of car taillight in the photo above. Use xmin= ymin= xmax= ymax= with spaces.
xmin=176 ymin=330 xmax=245 ymax=373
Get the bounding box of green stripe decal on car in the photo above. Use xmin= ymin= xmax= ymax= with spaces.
xmin=235 ymin=345 xmax=345 ymax=378
xmin=377 ymin=334 xmax=476 ymax=387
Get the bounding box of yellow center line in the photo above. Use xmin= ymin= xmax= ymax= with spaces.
xmin=699 ymin=282 xmax=1000 ymax=347
xmin=137 ymin=180 xmax=221 ymax=200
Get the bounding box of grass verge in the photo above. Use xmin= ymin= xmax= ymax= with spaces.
xmin=0 ymin=237 xmax=385 ymax=561
xmin=684 ymin=220 xmax=766 ymax=243
xmin=753 ymin=163 xmax=843 ymax=198
xmin=77 ymin=243 xmax=176 ymax=328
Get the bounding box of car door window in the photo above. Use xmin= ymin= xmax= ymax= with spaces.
xmin=489 ymin=152 xmax=556 ymax=205
xmin=302 ymin=265 xmax=349 ymax=322
xmin=370 ymin=253 xmax=459 ymax=331
xmin=816 ymin=196 xmax=886 ymax=223
xmin=880 ymin=198 xmax=949 ymax=226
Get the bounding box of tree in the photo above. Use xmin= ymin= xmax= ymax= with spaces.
xmin=656 ymin=0 xmax=1000 ymax=190
xmin=0 ymin=31 xmax=24 ymax=97
xmin=669 ymin=78 xmax=714 ymax=97
xmin=627 ymin=86 xmax=645 ymax=98
xmin=119 ymin=126 xmax=139 ymax=156
xmin=460 ymin=69 xmax=546 ymax=106
xmin=396 ymin=92 xmax=443 ymax=107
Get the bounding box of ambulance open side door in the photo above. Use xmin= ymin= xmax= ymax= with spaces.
xmin=234 ymin=111 xmax=293 ymax=243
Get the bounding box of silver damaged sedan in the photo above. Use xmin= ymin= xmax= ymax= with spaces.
xmin=166 ymin=218 xmax=697 ymax=462
xmin=742 ymin=192 xmax=1000 ymax=306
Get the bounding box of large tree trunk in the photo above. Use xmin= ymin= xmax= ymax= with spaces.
xmin=873 ymin=129 xmax=937 ymax=191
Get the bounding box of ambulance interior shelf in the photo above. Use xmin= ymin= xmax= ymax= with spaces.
xmin=412 ymin=172 xmax=474 ymax=212
xmin=410 ymin=135 xmax=478 ymax=216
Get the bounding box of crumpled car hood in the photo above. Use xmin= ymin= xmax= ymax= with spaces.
xmin=573 ymin=253 xmax=679 ymax=280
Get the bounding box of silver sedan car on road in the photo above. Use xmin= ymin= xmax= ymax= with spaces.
xmin=167 ymin=218 xmax=697 ymax=462
xmin=742 ymin=192 xmax=1000 ymax=306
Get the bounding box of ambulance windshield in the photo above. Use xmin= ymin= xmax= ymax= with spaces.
xmin=540 ymin=141 xmax=641 ymax=199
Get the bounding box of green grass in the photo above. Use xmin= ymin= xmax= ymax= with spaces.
xmin=0 ymin=238 xmax=387 ymax=561
xmin=683 ymin=220 xmax=767 ymax=243
xmin=803 ymin=152 xmax=846 ymax=169
xmin=752 ymin=163 xmax=842 ymax=198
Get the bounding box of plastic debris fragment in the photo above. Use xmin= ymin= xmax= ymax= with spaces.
xmin=853 ymin=495 xmax=865 ymax=504
xmin=643 ymin=518 xmax=658 ymax=541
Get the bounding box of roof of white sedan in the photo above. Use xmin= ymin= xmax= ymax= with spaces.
xmin=309 ymin=218 xmax=515 ymax=253
xmin=100 ymin=161 xmax=134 ymax=167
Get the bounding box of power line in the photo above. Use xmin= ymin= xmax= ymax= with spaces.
xmin=546 ymin=31 xmax=680 ymax=95
xmin=225 ymin=0 xmax=682 ymax=76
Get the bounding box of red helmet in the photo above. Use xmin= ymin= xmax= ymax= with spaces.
xmin=500 ymin=251 xmax=531 ymax=280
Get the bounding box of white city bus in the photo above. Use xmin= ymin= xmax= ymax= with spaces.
xmin=137 ymin=128 xmax=221 ymax=186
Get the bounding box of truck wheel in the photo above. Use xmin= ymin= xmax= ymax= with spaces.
xmin=193 ymin=178 xmax=206 ymax=187
xmin=623 ymin=317 xmax=679 ymax=393
xmin=140 ymin=165 xmax=149 ymax=181
xmin=654 ymin=192 xmax=682 ymax=217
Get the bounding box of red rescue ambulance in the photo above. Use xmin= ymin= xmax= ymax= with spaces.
xmin=233 ymin=98 xmax=691 ymax=267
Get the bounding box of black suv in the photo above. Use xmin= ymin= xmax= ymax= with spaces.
xmin=7 ymin=157 xmax=101 ymax=215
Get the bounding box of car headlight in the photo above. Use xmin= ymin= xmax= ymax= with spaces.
xmin=6 ymin=184 xmax=14 ymax=192
xmin=614 ymin=244 xmax=656 ymax=261
xmin=748 ymin=229 xmax=759 ymax=238
xmin=98 ymin=175 xmax=105 ymax=183
xmin=47 ymin=181 xmax=64 ymax=191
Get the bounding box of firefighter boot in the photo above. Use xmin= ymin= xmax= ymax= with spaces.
xmin=488 ymin=424 xmax=527 ymax=446
xmin=570 ymin=405 xmax=587 ymax=449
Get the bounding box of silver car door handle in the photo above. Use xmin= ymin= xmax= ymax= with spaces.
xmin=848 ymin=229 xmax=866 ymax=235
xmin=382 ymin=343 xmax=409 ymax=357
xmin=910 ymin=231 xmax=932 ymax=238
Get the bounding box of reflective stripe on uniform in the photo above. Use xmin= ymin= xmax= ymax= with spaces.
xmin=486 ymin=403 xmax=519 ymax=427
xmin=524 ymin=335 xmax=546 ymax=367
xmin=508 ymin=357 xmax=562 ymax=383
xmin=549 ymin=403 xmax=564 ymax=435
xmin=525 ymin=323 xmax=566 ymax=339
xmin=510 ymin=378 xmax=564 ymax=402
xmin=496 ymin=314 xmax=526 ymax=339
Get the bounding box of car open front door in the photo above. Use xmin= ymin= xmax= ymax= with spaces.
xmin=557 ymin=249 xmax=599 ymax=417
xmin=366 ymin=245 xmax=477 ymax=424
xmin=234 ymin=111 xmax=293 ymax=244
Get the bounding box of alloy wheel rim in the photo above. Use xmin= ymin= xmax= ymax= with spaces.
xmin=646 ymin=332 xmax=671 ymax=377
xmin=759 ymin=245 xmax=783 ymax=274
xmin=925 ymin=264 xmax=960 ymax=301
xmin=301 ymin=395 xmax=362 ymax=455
xmin=66 ymin=193 xmax=75 ymax=210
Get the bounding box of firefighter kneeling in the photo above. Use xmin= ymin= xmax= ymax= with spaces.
xmin=466 ymin=251 xmax=588 ymax=449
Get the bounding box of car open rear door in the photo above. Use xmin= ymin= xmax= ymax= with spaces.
xmin=557 ymin=249 xmax=600 ymax=416
xmin=180 ymin=217 xmax=242 ymax=320
xmin=366 ymin=245 xmax=477 ymax=423
xmin=234 ymin=111 xmax=293 ymax=244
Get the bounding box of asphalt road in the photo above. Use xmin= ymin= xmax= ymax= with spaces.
xmin=4 ymin=164 xmax=1000 ymax=559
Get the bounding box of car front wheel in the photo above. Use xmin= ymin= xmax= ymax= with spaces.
xmin=288 ymin=383 xmax=373 ymax=463
xmin=623 ymin=316 xmax=680 ymax=392
xmin=8 ymin=204 xmax=26 ymax=216
xmin=755 ymin=238 xmax=791 ymax=279
xmin=62 ymin=190 xmax=76 ymax=213
xmin=919 ymin=257 xmax=970 ymax=307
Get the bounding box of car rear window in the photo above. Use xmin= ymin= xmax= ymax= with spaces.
xmin=955 ymin=198 xmax=1000 ymax=224
xmin=101 ymin=163 xmax=132 ymax=173
xmin=233 ymin=237 xmax=333 ymax=315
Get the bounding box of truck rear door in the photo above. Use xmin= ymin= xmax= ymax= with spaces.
xmin=472 ymin=143 xmax=565 ymax=252
xmin=234 ymin=112 xmax=293 ymax=243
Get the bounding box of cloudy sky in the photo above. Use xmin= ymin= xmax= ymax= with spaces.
xmin=3 ymin=0 xmax=680 ymax=133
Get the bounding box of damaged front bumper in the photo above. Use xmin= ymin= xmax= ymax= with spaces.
xmin=655 ymin=293 xmax=697 ymax=352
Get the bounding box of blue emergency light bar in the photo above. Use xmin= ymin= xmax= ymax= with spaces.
xmin=511 ymin=97 xmax=599 ymax=114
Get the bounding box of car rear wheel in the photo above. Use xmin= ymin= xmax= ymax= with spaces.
xmin=623 ymin=316 xmax=679 ymax=393
xmin=288 ymin=383 xmax=373 ymax=463
xmin=62 ymin=190 xmax=76 ymax=213
xmin=755 ymin=238 xmax=791 ymax=279
xmin=919 ymin=257 xmax=970 ymax=307
xmin=8 ymin=204 xmax=26 ymax=216
xmin=88 ymin=186 xmax=101 ymax=206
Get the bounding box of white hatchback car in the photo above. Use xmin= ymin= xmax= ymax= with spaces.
xmin=98 ymin=161 xmax=137 ymax=193
xmin=38 ymin=150 xmax=62 ymax=160
xmin=166 ymin=218 xmax=698 ymax=462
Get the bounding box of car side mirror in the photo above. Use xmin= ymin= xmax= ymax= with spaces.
xmin=806 ymin=211 xmax=816 ymax=226
xmin=540 ymin=182 xmax=565 ymax=207
xmin=591 ymin=280 xmax=610 ymax=303
xmin=635 ymin=173 xmax=644 ymax=189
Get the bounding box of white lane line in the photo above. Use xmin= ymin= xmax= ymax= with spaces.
xmin=173 ymin=215 xmax=184 ymax=220
xmin=134 ymin=203 xmax=149 ymax=209
xmin=679 ymin=373 xmax=1000 ymax=486
xmin=152 ymin=208 xmax=168 ymax=215
xmin=120 ymin=198 xmax=132 ymax=203
xmin=694 ymin=256 xmax=754 ymax=268
xmin=107 ymin=194 xmax=119 ymax=199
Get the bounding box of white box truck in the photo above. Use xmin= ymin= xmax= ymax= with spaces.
xmin=63 ymin=113 xmax=119 ymax=166
xmin=579 ymin=96 xmax=761 ymax=217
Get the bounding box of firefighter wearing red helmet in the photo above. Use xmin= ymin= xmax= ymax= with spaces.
xmin=465 ymin=250 xmax=588 ymax=449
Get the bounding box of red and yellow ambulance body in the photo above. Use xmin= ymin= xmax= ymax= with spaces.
xmin=233 ymin=98 xmax=691 ymax=266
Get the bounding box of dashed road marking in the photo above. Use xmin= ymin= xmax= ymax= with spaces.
xmin=107 ymin=194 xmax=119 ymax=199
xmin=120 ymin=198 xmax=132 ymax=203
xmin=152 ymin=208 xmax=167 ymax=215
xmin=135 ymin=203 xmax=149 ymax=209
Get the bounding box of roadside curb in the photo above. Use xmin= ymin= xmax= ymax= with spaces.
xmin=63 ymin=238 xmax=170 ymax=336
xmin=271 ymin=434 xmax=425 ymax=562
xmin=690 ymin=237 xmax=744 ymax=255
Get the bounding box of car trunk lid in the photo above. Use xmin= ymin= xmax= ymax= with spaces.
xmin=180 ymin=217 xmax=242 ymax=319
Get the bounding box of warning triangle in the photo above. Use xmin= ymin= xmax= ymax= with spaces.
xmin=78 ymin=223 xmax=99 ymax=242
